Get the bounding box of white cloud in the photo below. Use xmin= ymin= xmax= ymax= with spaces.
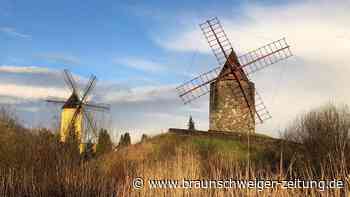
xmin=0 ymin=27 xmax=31 ymax=39
xmin=0 ymin=65 xmax=55 ymax=74
xmin=0 ymin=96 xmax=22 ymax=104
xmin=19 ymin=106 xmax=40 ymax=112
xmin=156 ymin=1 xmax=350 ymax=63
xmin=116 ymin=57 xmax=167 ymax=73
xmin=0 ymin=66 xmax=75 ymax=102
xmin=103 ymin=84 xmax=176 ymax=103
xmin=36 ymin=53 xmax=81 ymax=65
xmin=154 ymin=28 xmax=209 ymax=54
xmin=0 ymin=65 xmax=202 ymax=139
xmin=0 ymin=83 xmax=68 ymax=101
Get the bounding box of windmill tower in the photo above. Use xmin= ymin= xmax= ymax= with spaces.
xmin=176 ymin=17 xmax=293 ymax=133
xmin=46 ymin=69 xmax=110 ymax=152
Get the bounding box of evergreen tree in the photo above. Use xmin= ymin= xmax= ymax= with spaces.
xmin=140 ymin=134 xmax=148 ymax=143
xmin=118 ymin=132 xmax=131 ymax=147
xmin=188 ymin=116 xmax=195 ymax=131
xmin=82 ymin=140 xmax=95 ymax=160
xmin=96 ymin=128 xmax=113 ymax=156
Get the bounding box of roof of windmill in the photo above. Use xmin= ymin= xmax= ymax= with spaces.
xmin=219 ymin=51 xmax=249 ymax=81
xmin=62 ymin=92 xmax=80 ymax=109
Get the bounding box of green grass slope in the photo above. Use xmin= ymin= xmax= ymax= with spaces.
xmin=150 ymin=131 xmax=281 ymax=161
xmin=107 ymin=130 xmax=284 ymax=170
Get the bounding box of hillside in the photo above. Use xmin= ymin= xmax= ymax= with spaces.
xmin=100 ymin=129 xmax=287 ymax=177
xmin=1 ymin=105 xmax=349 ymax=196
xmin=95 ymin=130 xmax=314 ymax=196
xmin=127 ymin=129 xmax=282 ymax=162
xmin=0 ymin=124 xmax=346 ymax=196
xmin=114 ymin=129 xmax=283 ymax=161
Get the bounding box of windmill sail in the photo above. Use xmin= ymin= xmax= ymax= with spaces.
xmin=199 ymin=17 xmax=235 ymax=66
xmin=176 ymin=17 xmax=293 ymax=126
xmin=239 ymin=38 xmax=292 ymax=76
xmin=176 ymin=38 xmax=292 ymax=104
xmin=45 ymin=70 xmax=110 ymax=145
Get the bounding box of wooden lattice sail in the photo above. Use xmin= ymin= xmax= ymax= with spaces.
xmin=176 ymin=17 xmax=293 ymax=132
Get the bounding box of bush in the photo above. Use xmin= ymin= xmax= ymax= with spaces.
xmin=140 ymin=134 xmax=149 ymax=143
xmin=96 ymin=128 xmax=113 ymax=156
xmin=283 ymin=103 xmax=350 ymax=174
xmin=0 ymin=107 xmax=118 ymax=196
xmin=118 ymin=132 xmax=131 ymax=147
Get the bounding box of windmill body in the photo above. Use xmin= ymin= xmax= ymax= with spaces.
xmin=60 ymin=93 xmax=83 ymax=143
xmin=176 ymin=17 xmax=293 ymax=133
xmin=209 ymin=51 xmax=255 ymax=132
xmin=209 ymin=72 xmax=255 ymax=132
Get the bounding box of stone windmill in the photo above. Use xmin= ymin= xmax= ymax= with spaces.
xmin=46 ymin=69 xmax=110 ymax=152
xmin=176 ymin=17 xmax=293 ymax=133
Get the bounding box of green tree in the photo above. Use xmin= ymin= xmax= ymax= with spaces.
xmin=141 ymin=134 xmax=148 ymax=143
xmin=96 ymin=128 xmax=113 ymax=156
xmin=188 ymin=116 xmax=195 ymax=131
xmin=118 ymin=132 xmax=131 ymax=147
xmin=82 ymin=140 xmax=95 ymax=160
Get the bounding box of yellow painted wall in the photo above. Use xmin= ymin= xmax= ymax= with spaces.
xmin=60 ymin=108 xmax=83 ymax=143
xmin=60 ymin=108 xmax=97 ymax=153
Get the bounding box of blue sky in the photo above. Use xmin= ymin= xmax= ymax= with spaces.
xmin=1 ymin=0 xmax=350 ymax=142
xmin=0 ymin=0 xmax=291 ymax=82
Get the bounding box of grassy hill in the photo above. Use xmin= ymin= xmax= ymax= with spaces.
xmin=0 ymin=126 xmax=346 ymax=196
xmin=115 ymin=130 xmax=282 ymax=164
xmin=97 ymin=130 xmax=346 ymax=196
xmin=96 ymin=130 xmax=293 ymax=195
xmin=1 ymin=104 xmax=349 ymax=196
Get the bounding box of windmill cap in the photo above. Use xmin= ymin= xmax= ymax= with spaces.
xmin=62 ymin=93 xmax=80 ymax=108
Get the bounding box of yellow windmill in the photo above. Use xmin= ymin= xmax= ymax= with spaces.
xmin=46 ymin=69 xmax=110 ymax=153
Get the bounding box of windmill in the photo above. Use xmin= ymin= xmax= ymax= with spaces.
xmin=176 ymin=17 xmax=292 ymax=133
xmin=46 ymin=69 xmax=110 ymax=152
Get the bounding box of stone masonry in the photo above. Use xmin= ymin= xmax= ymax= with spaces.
xmin=209 ymin=78 xmax=255 ymax=133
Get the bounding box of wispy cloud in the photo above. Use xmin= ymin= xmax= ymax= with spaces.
xmin=0 ymin=83 xmax=68 ymax=101
xmin=0 ymin=66 xmax=69 ymax=101
xmin=154 ymin=28 xmax=209 ymax=54
xmin=0 ymin=64 xmax=201 ymax=138
xmin=0 ymin=27 xmax=31 ymax=39
xmin=36 ymin=53 xmax=81 ymax=65
xmin=0 ymin=65 xmax=101 ymax=105
xmin=116 ymin=57 xmax=167 ymax=73
xmin=154 ymin=1 xmax=350 ymax=61
xmin=0 ymin=65 xmax=54 ymax=74
xmin=103 ymin=84 xmax=176 ymax=103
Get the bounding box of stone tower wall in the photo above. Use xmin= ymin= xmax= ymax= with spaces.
xmin=209 ymin=79 xmax=255 ymax=133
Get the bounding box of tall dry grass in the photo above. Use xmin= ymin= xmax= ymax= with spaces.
xmin=0 ymin=104 xmax=350 ymax=196
xmin=0 ymin=133 xmax=349 ymax=196
xmin=101 ymin=142 xmax=349 ymax=196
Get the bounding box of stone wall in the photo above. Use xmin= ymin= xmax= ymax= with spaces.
xmin=209 ymin=78 xmax=255 ymax=133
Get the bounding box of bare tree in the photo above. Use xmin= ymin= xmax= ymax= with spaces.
xmin=283 ymin=103 xmax=350 ymax=172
